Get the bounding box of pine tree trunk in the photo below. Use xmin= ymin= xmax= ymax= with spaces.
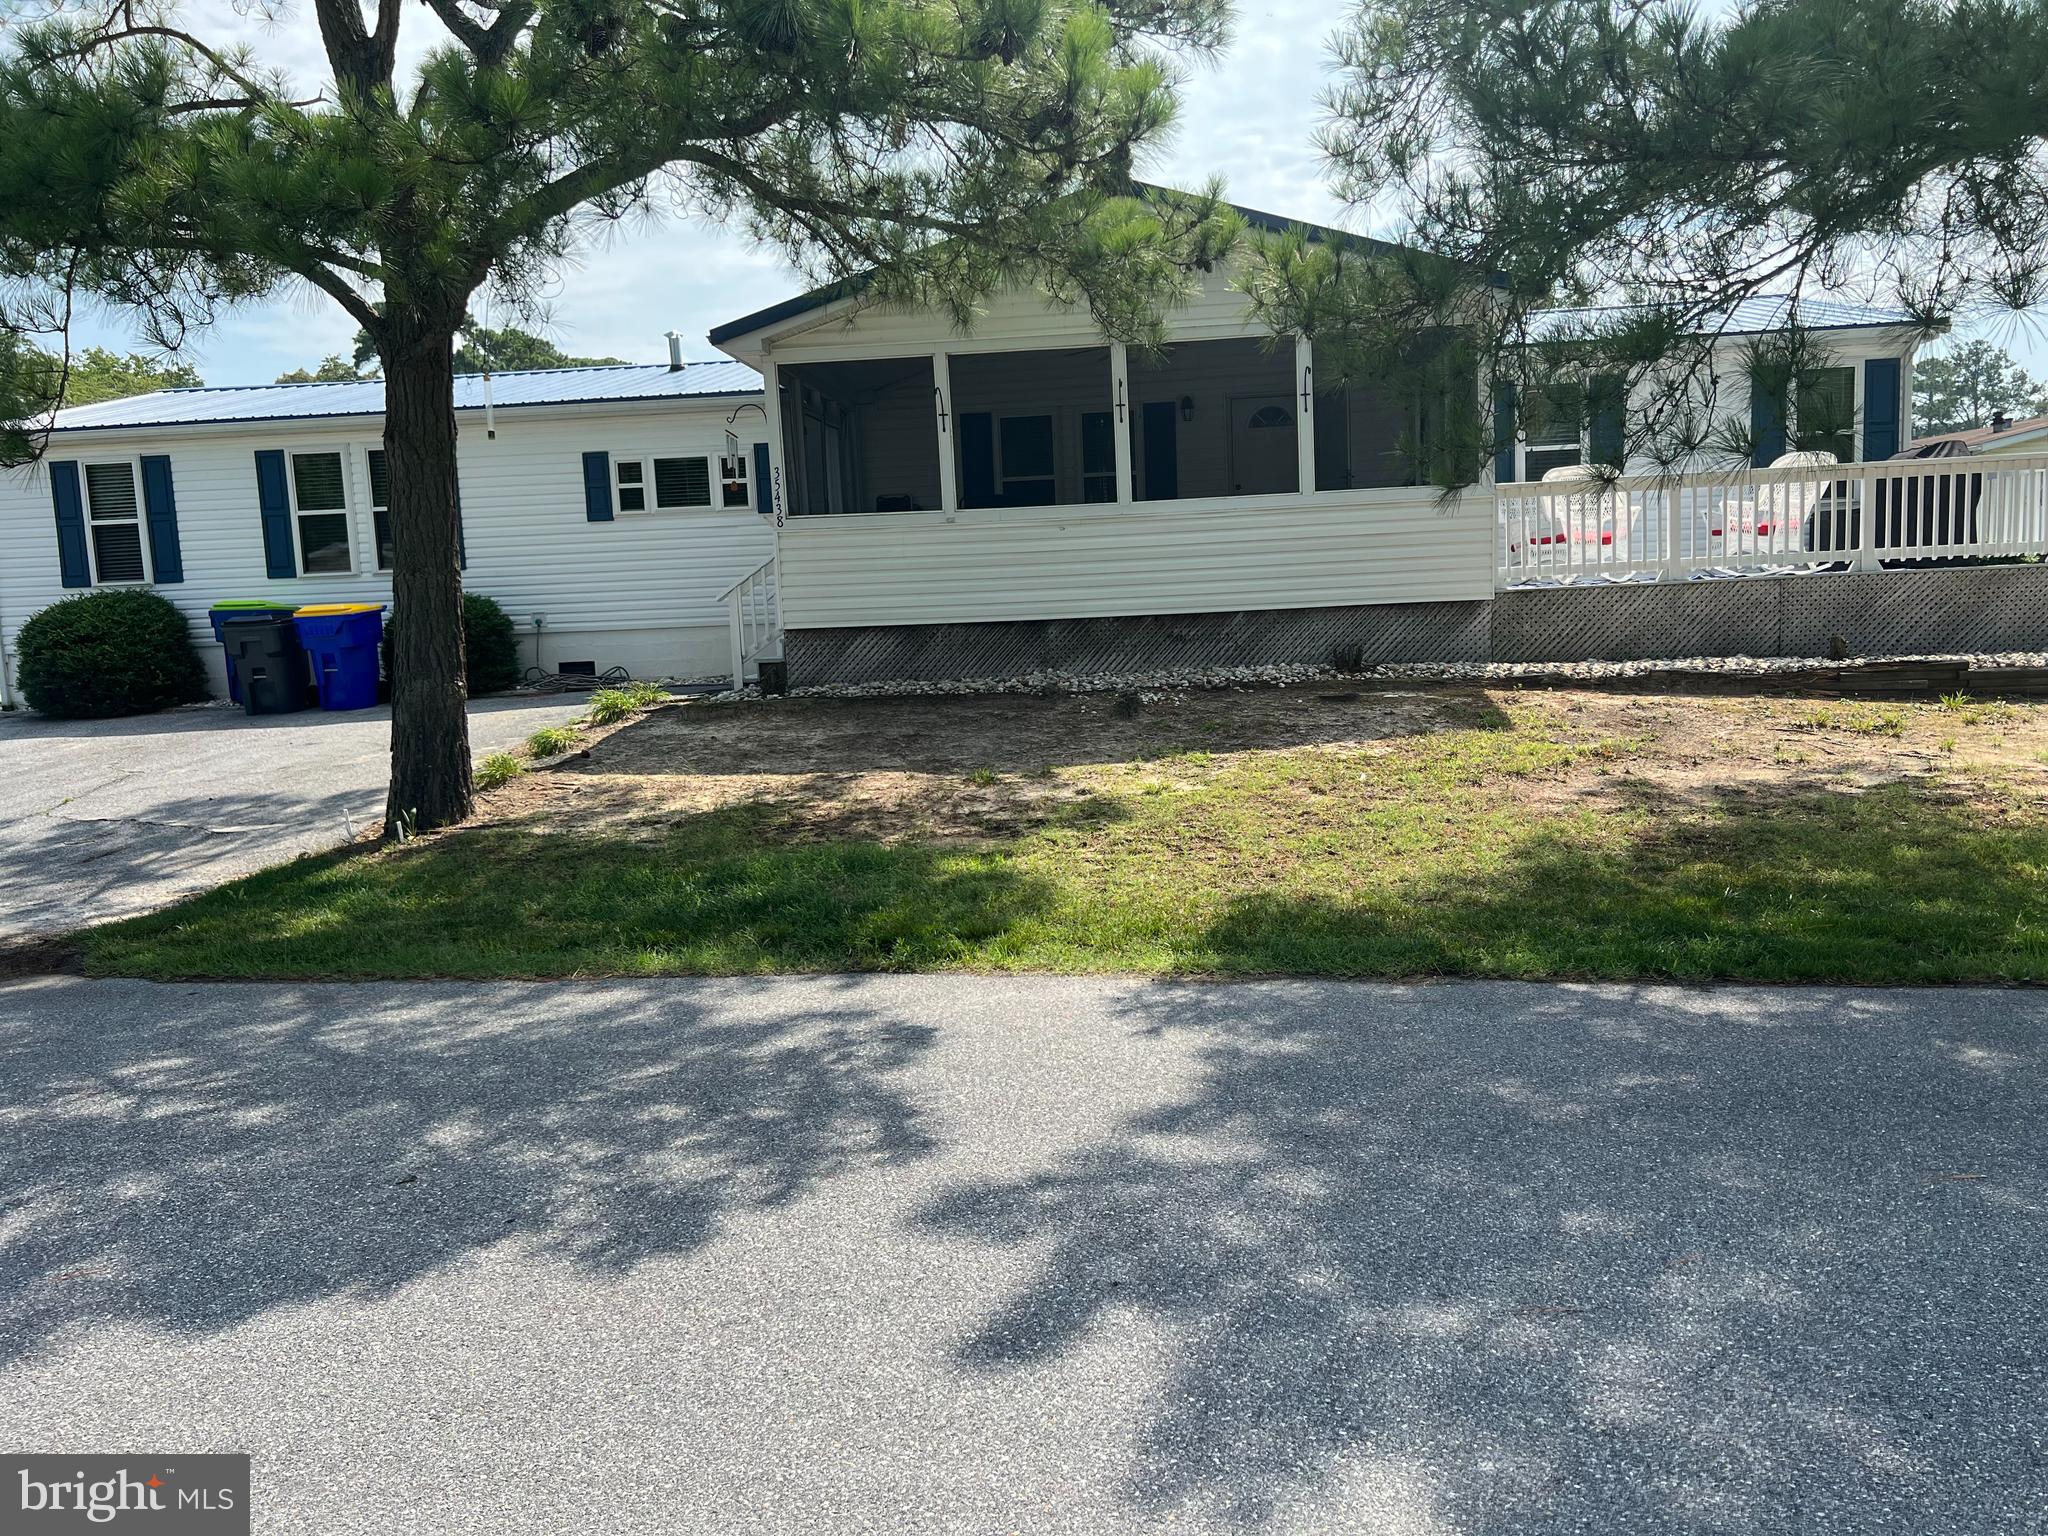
xmin=381 ymin=332 xmax=473 ymax=834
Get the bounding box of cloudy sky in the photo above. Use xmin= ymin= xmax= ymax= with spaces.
xmin=62 ymin=0 xmax=1348 ymax=383
xmin=58 ymin=0 xmax=2042 ymax=382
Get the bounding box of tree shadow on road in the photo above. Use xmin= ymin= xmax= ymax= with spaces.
xmin=915 ymin=979 xmax=2045 ymax=1532
xmin=0 ymin=977 xmax=940 ymax=1367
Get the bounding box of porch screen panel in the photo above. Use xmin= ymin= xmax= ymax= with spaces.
xmin=1128 ymin=337 xmax=1296 ymax=500
xmin=779 ymin=357 xmax=938 ymax=514
xmin=949 ymin=347 xmax=1112 ymax=509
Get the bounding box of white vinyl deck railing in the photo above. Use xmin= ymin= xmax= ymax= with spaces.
xmin=720 ymin=556 xmax=781 ymax=690
xmin=1496 ymin=451 xmax=2048 ymax=587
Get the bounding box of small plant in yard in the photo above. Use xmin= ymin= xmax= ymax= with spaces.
xmin=17 ymin=589 xmax=209 ymax=718
xmin=475 ymin=753 xmax=524 ymax=791
xmin=584 ymin=690 xmax=638 ymax=725
xmin=1938 ymin=691 xmax=1971 ymax=712
xmin=967 ymin=768 xmax=999 ymax=787
xmin=585 ymin=683 xmax=670 ymax=726
xmin=525 ymin=725 xmax=582 ymax=759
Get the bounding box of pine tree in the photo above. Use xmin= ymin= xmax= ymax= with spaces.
xmin=1254 ymin=0 xmax=2048 ymax=481
xmin=1913 ymin=341 xmax=2048 ymax=437
xmin=0 ymin=0 xmax=1235 ymax=831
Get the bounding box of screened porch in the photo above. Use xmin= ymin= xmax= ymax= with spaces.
xmin=769 ymin=336 xmax=1468 ymax=520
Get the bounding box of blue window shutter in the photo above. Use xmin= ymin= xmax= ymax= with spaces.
xmin=1589 ymin=375 xmax=1625 ymax=469
xmin=139 ymin=454 xmax=184 ymax=583
xmin=753 ymin=442 xmax=770 ymax=512
xmin=1863 ymin=357 xmax=1902 ymax=462
xmin=50 ymin=461 xmax=91 ymax=587
xmin=254 ymin=449 xmax=296 ymax=578
xmin=1492 ymin=381 xmax=1517 ymax=483
xmin=582 ymin=451 xmax=613 ymax=521
xmin=1750 ymin=373 xmax=1787 ymax=467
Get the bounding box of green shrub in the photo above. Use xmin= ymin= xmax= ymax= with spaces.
xmin=461 ymin=594 xmax=521 ymax=694
xmin=379 ymin=591 xmax=523 ymax=696
xmin=16 ymin=589 xmax=209 ymax=718
xmin=584 ymin=688 xmax=638 ymax=725
xmin=475 ymin=752 xmax=524 ymax=791
xmin=525 ymin=724 xmax=580 ymax=758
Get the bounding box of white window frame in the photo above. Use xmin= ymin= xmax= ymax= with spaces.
xmin=80 ymin=456 xmax=152 ymax=587
xmin=285 ymin=447 xmax=359 ymax=577
xmin=719 ymin=451 xmax=751 ymax=511
xmin=613 ymin=455 xmax=651 ymax=515
xmin=651 ymin=453 xmax=714 ymax=511
xmin=614 ymin=451 xmax=719 ymax=513
xmin=1791 ymin=363 xmax=1861 ymax=465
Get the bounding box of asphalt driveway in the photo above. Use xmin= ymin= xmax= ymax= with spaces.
xmin=0 ymin=694 xmax=587 ymax=935
xmin=0 ymin=975 xmax=2038 ymax=1533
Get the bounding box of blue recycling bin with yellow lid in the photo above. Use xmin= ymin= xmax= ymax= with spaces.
xmin=208 ymin=600 xmax=299 ymax=704
xmin=292 ymin=603 xmax=386 ymax=711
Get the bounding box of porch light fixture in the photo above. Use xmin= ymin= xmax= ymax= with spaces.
xmin=1179 ymin=395 xmax=1195 ymax=423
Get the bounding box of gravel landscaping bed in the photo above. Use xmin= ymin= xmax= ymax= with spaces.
xmin=704 ymin=651 xmax=2048 ymax=705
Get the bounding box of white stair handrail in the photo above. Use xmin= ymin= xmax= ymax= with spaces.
xmin=721 ymin=557 xmax=780 ymax=690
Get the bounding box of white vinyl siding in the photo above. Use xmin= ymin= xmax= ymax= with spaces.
xmin=776 ymin=486 xmax=1493 ymax=629
xmin=0 ymin=404 xmax=773 ymax=700
xmin=83 ymin=460 xmax=148 ymax=585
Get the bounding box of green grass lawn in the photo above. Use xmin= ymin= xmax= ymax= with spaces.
xmin=80 ymin=700 xmax=2048 ymax=984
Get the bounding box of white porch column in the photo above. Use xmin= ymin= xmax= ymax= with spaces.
xmin=1294 ymin=334 xmax=1317 ymax=497
xmin=1110 ymin=340 xmax=1134 ymax=505
xmin=758 ymin=353 xmax=787 ymax=528
xmin=932 ymin=350 xmax=960 ymax=515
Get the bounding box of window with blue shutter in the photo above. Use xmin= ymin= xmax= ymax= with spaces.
xmin=582 ymin=451 xmax=613 ymax=521
xmin=1588 ymin=375 xmax=1625 ymax=469
xmin=1750 ymin=372 xmax=1789 ymax=467
xmin=1864 ymin=357 xmax=1902 ymax=461
xmin=49 ymin=461 xmax=91 ymax=588
xmin=254 ymin=449 xmax=297 ymax=577
xmin=1492 ymin=380 xmax=1518 ymax=484
xmin=139 ymin=455 xmax=184 ymax=583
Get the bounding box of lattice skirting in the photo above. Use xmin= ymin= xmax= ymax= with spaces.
xmin=785 ymin=565 xmax=2048 ymax=686
xmin=1495 ymin=564 xmax=2048 ymax=664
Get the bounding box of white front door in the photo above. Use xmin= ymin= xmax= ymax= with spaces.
xmin=1229 ymin=395 xmax=1299 ymax=496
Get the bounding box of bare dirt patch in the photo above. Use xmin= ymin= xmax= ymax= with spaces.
xmin=478 ymin=682 xmax=2048 ymax=845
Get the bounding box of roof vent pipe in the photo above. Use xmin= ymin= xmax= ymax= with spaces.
xmin=666 ymin=330 xmax=685 ymax=373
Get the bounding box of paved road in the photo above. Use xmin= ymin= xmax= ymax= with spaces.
xmin=0 ymin=694 xmax=587 ymax=935
xmin=0 ymin=975 xmax=2038 ymax=1534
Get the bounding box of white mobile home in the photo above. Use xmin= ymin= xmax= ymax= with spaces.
xmin=0 ymin=361 xmax=770 ymax=702
xmin=708 ymin=212 xmax=2029 ymax=683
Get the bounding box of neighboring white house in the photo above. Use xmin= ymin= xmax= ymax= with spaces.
xmin=1505 ymin=295 xmax=1930 ymax=482
xmin=0 ymin=358 xmax=769 ymax=702
xmin=1913 ymin=410 xmax=2048 ymax=456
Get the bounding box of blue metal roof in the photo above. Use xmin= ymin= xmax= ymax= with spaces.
xmin=49 ymin=361 xmax=762 ymax=433
xmin=1525 ymin=294 xmax=1929 ymax=342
